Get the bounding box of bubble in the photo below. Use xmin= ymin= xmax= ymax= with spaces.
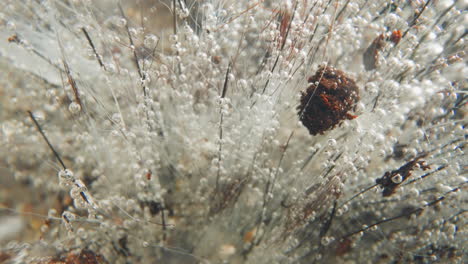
xmin=321 ymin=236 xmax=334 ymax=246
xmin=31 ymin=110 xmax=46 ymax=121
xmin=159 ymin=64 xmax=168 ymax=75
xmin=425 ymin=42 xmax=443 ymax=56
xmin=436 ymin=183 xmax=452 ymax=192
xmin=58 ymin=169 xmax=75 ymax=185
xmin=73 ymin=180 xmax=88 ymax=192
xmin=40 ymin=225 xmax=49 ymax=233
xmin=328 ymin=139 xmax=337 ymax=147
xmin=48 ymin=209 xmax=57 ymax=217
xmin=438 ymin=0 xmax=454 ymax=9
xmin=105 ymin=63 xmax=117 ymax=75
xmin=62 ymin=211 xmax=76 ymax=231
xmin=68 ymin=101 xmax=81 ymax=114
xmin=115 ymin=17 xmax=127 ymax=27
xmin=62 ymin=211 xmax=76 ymax=221
xmin=6 ymin=21 xmax=16 ymax=31
xmin=391 ymin=174 xmax=403 ymax=184
xmin=76 ymin=228 xmax=88 ymax=239
xmin=179 ymin=74 xmax=187 ymax=82
xmin=169 ymin=34 xmax=178 ymax=43
xmin=46 ymin=89 xmax=56 ymax=98
xmin=410 ymin=188 xmax=420 ymax=196
xmin=219 ymin=244 xmax=236 ymax=258
xmin=178 ymin=8 xmax=190 ymax=19
xmin=143 ymin=34 xmax=159 ymax=48
xmin=111 ymin=113 xmax=122 ymax=124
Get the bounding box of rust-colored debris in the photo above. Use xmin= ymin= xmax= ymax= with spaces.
xmin=298 ymin=66 xmax=359 ymax=135
xmin=376 ymin=153 xmax=431 ymax=197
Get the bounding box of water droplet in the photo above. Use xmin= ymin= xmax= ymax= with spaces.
xmin=178 ymin=8 xmax=190 ymax=19
xmin=76 ymin=227 xmax=88 ymax=239
xmin=58 ymin=169 xmax=75 ymax=185
xmin=321 ymin=236 xmax=332 ymax=246
xmin=62 ymin=211 xmax=76 ymax=231
xmin=391 ymin=174 xmax=403 ymax=183
xmin=170 ymin=34 xmax=178 ymax=43
xmin=159 ymin=64 xmax=168 ymax=75
xmin=143 ymin=34 xmax=159 ymax=48
xmin=48 ymin=209 xmax=57 ymax=217
xmin=31 ymin=110 xmax=46 ymax=121
xmin=219 ymin=9 xmax=227 ymax=17
xmin=6 ymin=21 xmax=16 ymax=31
xmin=46 ymin=89 xmax=56 ymax=98
xmin=40 ymin=225 xmax=49 ymax=233
xmin=111 ymin=113 xmax=122 ymax=124
xmin=62 ymin=211 xmax=76 ymax=221
xmin=116 ymin=17 xmax=127 ymax=27
xmin=69 ymin=101 xmax=81 ymax=114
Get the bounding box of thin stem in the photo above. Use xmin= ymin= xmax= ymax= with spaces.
xmin=27 ymin=111 xmax=67 ymax=170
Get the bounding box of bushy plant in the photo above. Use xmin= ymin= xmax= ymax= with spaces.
xmin=0 ymin=0 xmax=466 ymax=263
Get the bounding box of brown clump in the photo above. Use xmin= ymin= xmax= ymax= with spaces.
xmin=46 ymin=249 xmax=108 ymax=264
xmin=390 ymin=30 xmax=402 ymax=45
xmin=7 ymin=34 xmax=19 ymax=43
xmin=0 ymin=252 xmax=12 ymax=263
xmin=363 ymin=34 xmax=386 ymax=71
xmin=363 ymin=30 xmax=402 ymax=70
xmin=298 ymin=66 xmax=359 ymax=135
xmin=376 ymin=153 xmax=430 ymax=197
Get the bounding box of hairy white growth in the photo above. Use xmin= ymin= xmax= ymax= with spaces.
xmin=0 ymin=0 xmax=466 ymax=263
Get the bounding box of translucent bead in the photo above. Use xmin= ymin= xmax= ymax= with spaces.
xmin=391 ymin=174 xmax=403 ymax=184
xmin=143 ymin=34 xmax=159 ymax=48
xmin=48 ymin=209 xmax=57 ymax=217
xmin=68 ymin=101 xmax=81 ymax=114
xmin=76 ymin=228 xmax=88 ymax=239
xmin=62 ymin=211 xmax=76 ymax=230
xmin=328 ymin=139 xmax=337 ymax=147
xmin=115 ymin=17 xmax=127 ymax=27
xmin=178 ymin=8 xmax=190 ymax=19
xmin=58 ymin=169 xmax=75 ymax=185
xmin=169 ymin=34 xmax=178 ymax=43
xmin=40 ymin=225 xmax=49 ymax=233
xmin=74 ymin=180 xmax=88 ymax=192
xmin=321 ymin=236 xmax=334 ymax=246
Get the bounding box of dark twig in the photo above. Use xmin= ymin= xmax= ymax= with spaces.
xmin=216 ymin=63 xmax=232 ymax=191
xmin=81 ymin=27 xmax=106 ymax=70
xmin=118 ymin=2 xmax=146 ymax=96
xmin=27 ymin=110 xmax=67 ymax=170
xmin=338 ymin=183 xmax=378 ymax=209
xmin=343 ymin=183 xmax=466 ymax=238
xmin=62 ymin=60 xmax=83 ymax=110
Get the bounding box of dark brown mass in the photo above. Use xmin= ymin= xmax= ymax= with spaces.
xmin=298 ymin=66 xmax=359 ymax=135
xmin=376 ymin=153 xmax=430 ymax=197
